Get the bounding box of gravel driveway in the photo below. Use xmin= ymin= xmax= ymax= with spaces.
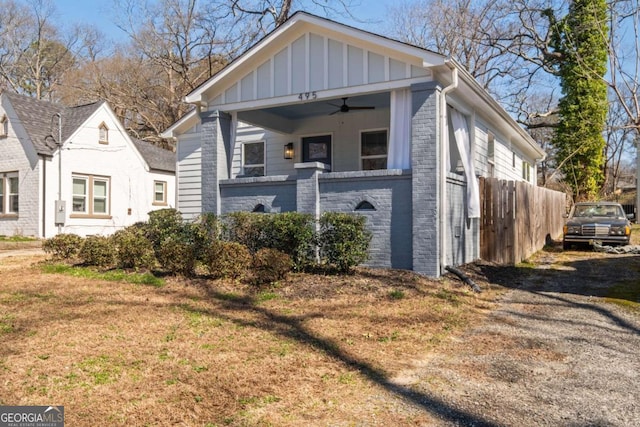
xmin=408 ymin=249 xmax=640 ymax=426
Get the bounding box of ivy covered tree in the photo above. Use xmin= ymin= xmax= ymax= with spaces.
xmin=550 ymin=0 xmax=609 ymax=201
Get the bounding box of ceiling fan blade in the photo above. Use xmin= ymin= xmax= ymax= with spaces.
xmin=329 ymin=109 xmax=341 ymax=115
xmin=349 ymin=106 xmax=375 ymax=110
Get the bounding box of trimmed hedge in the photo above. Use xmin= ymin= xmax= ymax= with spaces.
xmin=156 ymin=237 xmax=197 ymax=276
xmin=42 ymin=210 xmax=372 ymax=278
xmin=43 ymin=233 xmax=83 ymax=260
xmin=111 ymin=227 xmax=156 ymax=270
xmin=79 ymin=235 xmax=116 ymax=268
xmin=205 ymin=241 xmax=251 ymax=279
xmin=318 ymin=212 xmax=371 ymax=273
xmin=250 ymin=248 xmax=292 ymax=286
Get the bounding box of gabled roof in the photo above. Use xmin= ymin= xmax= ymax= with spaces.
xmin=132 ymin=138 xmax=176 ymax=173
xmin=3 ymin=91 xmax=103 ymax=156
xmin=184 ymin=11 xmax=447 ymax=106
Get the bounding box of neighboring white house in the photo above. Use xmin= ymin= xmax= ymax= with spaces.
xmin=0 ymin=92 xmax=176 ymax=238
xmin=162 ymin=12 xmax=546 ymax=277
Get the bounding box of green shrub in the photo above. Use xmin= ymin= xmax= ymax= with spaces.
xmin=145 ymin=209 xmax=210 ymax=272
xmin=145 ymin=208 xmax=184 ymax=251
xmin=221 ymin=212 xmax=315 ymax=270
xmin=78 ymin=235 xmax=116 ymax=268
xmin=42 ymin=233 xmax=83 ymax=260
xmin=184 ymin=221 xmax=215 ymax=263
xmin=260 ymin=212 xmax=316 ymax=271
xmin=318 ymin=212 xmax=372 ymax=273
xmin=156 ymin=237 xmax=197 ymax=276
xmin=221 ymin=212 xmax=266 ymax=253
xmin=194 ymin=212 xmax=220 ymax=242
xmin=250 ymin=248 xmax=292 ymax=286
xmin=205 ymin=241 xmax=251 ymax=280
xmin=111 ymin=227 xmax=156 ymax=270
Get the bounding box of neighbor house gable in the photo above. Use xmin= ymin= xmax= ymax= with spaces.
xmin=65 ymin=102 xmax=152 ymax=172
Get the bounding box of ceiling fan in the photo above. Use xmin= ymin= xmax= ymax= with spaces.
xmin=329 ymin=97 xmax=375 ymax=115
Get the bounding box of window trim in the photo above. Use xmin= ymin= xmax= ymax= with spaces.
xmin=70 ymin=174 xmax=112 ymax=219
xmin=522 ymin=161 xmax=531 ymax=182
xmin=487 ymin=131 xmax=495 ymax=160
xmin=0 ymin=171 xmax=19 ymax=216
xmin=98 ymin=122 xmax=109 ymax=145
xmin=0 ymin=114 xmax=8 ymax=138
xmin=153 ymin=180 xmax=168 ymax=206
xmin=360 ymin=128 xmax=389 ymax=171
xmin=241 ymin=140 xmax=266 ymax=177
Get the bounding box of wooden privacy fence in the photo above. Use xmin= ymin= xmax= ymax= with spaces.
xmin=480 ymin=177 xmax=566 ymax=265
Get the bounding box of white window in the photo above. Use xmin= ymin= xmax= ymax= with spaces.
xmin=98 ymin=122 xmax=109 ymax=144
xmin=0 ymin=115 xmax=8 ymax=138
xmin=361 ymin=129 xmax=388 ymax=170
xmin=487 ymin=131 xmax=495 ymax=159
xmin=72 ymin=175 xmax=110 ymax=216
xmin=0 ymin=172 xmax=19 ymax=214
xmin=242 ymin=141 xmax=265 ymax=177
xmin=522 ymin=161 xmax=531 ymax=182
xmin=153 ymin=181 xmax=167 ymax=205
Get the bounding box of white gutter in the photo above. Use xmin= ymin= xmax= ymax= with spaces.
xmin=440 ymin=61 xmax=458 ymax=275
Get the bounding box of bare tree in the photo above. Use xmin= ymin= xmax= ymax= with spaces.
xmin=0 ymin=0 xmax=78 ymax=99
xmin=62 ymin=0 xmax=234 ymax=144
xmin=224 ymin=0 xmax=359 ymax=53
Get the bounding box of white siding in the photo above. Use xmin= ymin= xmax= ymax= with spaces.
xmin=291 ymin=35 xmax=306 ymax=93
xmin=328 ymin=39 xmax=344 ymax=89
xmin=209 ymin=31 xmax=431 ymax=109
xmin=48 ymin=108 xmax=176 ymax=237
xmin=0 ymin=100 xmax=41 ymax=237
xmin=229 ymin=108 xmax=391 ymax=177
xmin=176 ymin=132 xmax=202 ymax=220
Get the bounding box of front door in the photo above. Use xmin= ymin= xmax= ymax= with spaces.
xmin=302 ymin=135 xmax=332 ymax=169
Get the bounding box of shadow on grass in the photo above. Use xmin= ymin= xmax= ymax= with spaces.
xmin=195 ymin=287 xmax=502 ymax=427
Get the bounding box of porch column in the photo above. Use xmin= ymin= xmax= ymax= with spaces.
xmin=200 ymin=110 xmax=232 ymax=215
xmin=411 ymin=82 xmax=442 ymax=277
xmin=295 ymin=162 xmax=330 ymax=220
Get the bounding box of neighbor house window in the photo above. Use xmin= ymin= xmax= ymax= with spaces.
xmin=98 ymin=122 xmax=109 ymax=144
xmin=522 ymin=161 xmax=531 ymax=182
xmin=153 ymin=181 xmax=167 ymax=205
xmin=0 ymin=115 xmax=7 ymax=138
xmin=361 ymin=129 xmax=388 ymax=170
xmin=0 ymin=172 xmax=19 ymax=214
xmin=487 ymin=131 xmax=495 ymax=159
xmin=72 ymin=174 xmax=110 ymax=217
xmin=242 ymin=141 xmax=265 ymax=177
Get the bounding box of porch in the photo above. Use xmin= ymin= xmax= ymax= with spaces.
xmin=219 ymin=165 xmax=413 ymax=270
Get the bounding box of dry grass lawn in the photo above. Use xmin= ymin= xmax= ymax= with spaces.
xmin=0 ymin=253 xmax=504 ymax=426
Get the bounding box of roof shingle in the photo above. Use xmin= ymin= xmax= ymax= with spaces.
xmin=132 ymin=138 xmax=176 ymax=172
xmin=3 ymin=92 xmax=102 ymax=156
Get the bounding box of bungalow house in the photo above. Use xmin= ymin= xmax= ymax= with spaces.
xmin=0 ymin=92 xmax=176 ymax=238
xmin=161 ymin=12 xmax=545 ymax=277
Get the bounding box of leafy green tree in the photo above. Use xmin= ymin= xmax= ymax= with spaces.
xmin=549 ymin=0 xmax=609 ymax=200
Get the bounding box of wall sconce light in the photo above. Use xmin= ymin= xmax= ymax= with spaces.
xmin=284 ymin=142 xmax=294 ymax=159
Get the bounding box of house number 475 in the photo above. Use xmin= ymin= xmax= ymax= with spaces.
xmin=298 ymin=92 xmax=317 ymax=100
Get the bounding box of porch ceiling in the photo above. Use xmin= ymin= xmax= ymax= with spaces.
xmin=241 ymin=92 xmax=389 ymax=122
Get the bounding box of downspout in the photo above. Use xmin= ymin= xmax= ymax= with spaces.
xmin=440 ymin=61 xmax=458 ymax=276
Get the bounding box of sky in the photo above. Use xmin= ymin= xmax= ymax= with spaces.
xmin=53 ymin=0 xmax=391 ymax=44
